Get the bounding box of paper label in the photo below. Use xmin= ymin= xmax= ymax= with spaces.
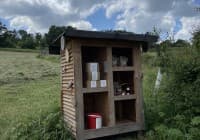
xmin=91 ymin=81 xmax=97 ymax=88
xmin=100 ymin=80 xmax=107 ymax=87
xmin=96 ymin=117 xmax=102 ymax=129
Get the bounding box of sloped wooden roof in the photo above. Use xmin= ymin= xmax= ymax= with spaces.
xmin=50 ymin=29 xmax=158 ymax=54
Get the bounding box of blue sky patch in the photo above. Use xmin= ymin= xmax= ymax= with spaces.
xmin=87 ymin=8 xmax=116 ymax=31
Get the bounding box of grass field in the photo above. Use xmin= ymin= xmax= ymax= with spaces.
xmin=0 ymin=51 xmax=61 ymax=139
xmin=0 ymin=50 xmax=158 ymax=139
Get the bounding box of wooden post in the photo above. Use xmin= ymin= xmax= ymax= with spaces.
xmin=72 ymin=40 xmax=84 ymax=140
xmin=133 ymin=45 xmax=144 ymax=128
xmin=107 ymin=47 xmax=115 ymax=126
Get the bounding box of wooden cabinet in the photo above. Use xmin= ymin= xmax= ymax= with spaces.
xmin=59 ymin=29 xmax=157 ymax=139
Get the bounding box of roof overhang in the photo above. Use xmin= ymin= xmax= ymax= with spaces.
xmin=51 ymin=29 xmax=158 ymax=54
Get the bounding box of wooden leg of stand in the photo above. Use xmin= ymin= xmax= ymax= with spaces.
xmin=137 ymin=131 xmax=144 ymax=140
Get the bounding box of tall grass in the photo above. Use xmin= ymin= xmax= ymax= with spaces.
xmin=9 ymin=108 xmax=74 ymax=140
xmin=0 ymin=51 xmax=61 ymax=139
xmin=144 ymin=47 xmax=200 ymax=140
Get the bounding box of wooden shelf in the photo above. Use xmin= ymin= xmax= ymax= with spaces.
xmin=114 ymin=94 xmax=136 ymax=101
xmin=82 ymin=87 xmax=108 ymax=93
xmin=112 ymin=66 xmax=134 ymax=71
xmin=116 ymin=119 xmax=135 ymax=124
xmin=83 ymin=122 xmax=141 ymax=140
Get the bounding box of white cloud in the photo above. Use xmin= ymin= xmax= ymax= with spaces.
xmin=115 ymin=9 xmax=175 ymax=34
xmin=10 ymin=16 xmax=47 ymax=33
xmin=175 ymin=16 xmax=200 ymax=41
xmin=67 ymin=20 xmax=95 ymax=30
xmin=0 ymin=0 xmax=103 ymax=33
xmin=104 ymin=0 xmax=199 ymax=40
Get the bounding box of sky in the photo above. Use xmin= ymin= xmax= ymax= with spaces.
xmin=0 ymin=0 xmax=200 ymax=41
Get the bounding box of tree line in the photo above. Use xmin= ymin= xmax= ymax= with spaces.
xmin=0 ymin=21 xmax=200 ymax=50
xmin=0 ymin=21 xmax=75 ymax=50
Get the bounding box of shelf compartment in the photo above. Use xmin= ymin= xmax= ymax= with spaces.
xmin=114 ymin=94 xmax=136 ymax=101
xmin=112 ymin=48 xmax=133 ymax=66
xmin=112 ymin=66 xmax=134 ymax=71
xmin=82 ymin=46 xmax=107 ymax=88
xmin=82 ymin=87 xmax=108 ymax=94
xmin=115 ymin=100 xmax=136 ymax=124
xmin=84 ymin=92 xmax=109 ymax=129
xmin=113 ymin=71 xmax=134 ymax=96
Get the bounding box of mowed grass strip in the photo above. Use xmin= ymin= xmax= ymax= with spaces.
xmin=0 ymin=51 xmax=60 ymax=139
xmin=0 ymin=51 xmax=60 ymax=85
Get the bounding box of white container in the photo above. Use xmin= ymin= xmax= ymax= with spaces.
xmin=87 ymin=81 xmax=98 ymax=88
xmin=99 ymin=80 xmax=107 ymax=87
xmin=86 ymin=72 xmax=100 ymax=81
xmin=86 ymin=63 xmax=99 ymax=72
xmin=120 ymin=56 xmax=128 ymax=66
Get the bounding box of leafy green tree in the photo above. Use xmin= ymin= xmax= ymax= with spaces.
xmin=0 ymin=22 xmax=8 ymax=47
xmin=45 ymin=25 xmax=75 ymax=45
xmin=0 ymin=22 xmax=7 ymax=35
xmin=21 ymin=34 xmax=36 ymax=49
xmin=35 ymin=32 xmax=42 ymax=48
xmin=18 ymin=30 xmax=28 ymax=40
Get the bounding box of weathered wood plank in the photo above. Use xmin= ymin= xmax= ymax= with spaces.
xmin=82 ymin=87 xmax=108 ymax=93
xmin=61 ymin=60 xmax=74 ymax=66
xmin=62 ymin=89 xmax=75 ymax=93
xmin=62 ymin=77 xmax=74 ymax=81
xmin=107 ymin=47 xmax=115 ymax=126
xmin=63 ymin=97 xmax=73 ymax=103
xmin=83 ymin=122 xmax=142 ymax=139
xmin=63 ymin=108 xmax=76 ymax=116
xmin=114 ymin=94 xmax=136 ymax=101
xmin=62 ymin=104 xmax=76 ymax=112
xmin=63 ymin=94 xmax=74 ymax=98
xmin=61 ymin=63 xmax=74 ymax=67
xmin=76 ymin=38 xmax=140 ymax=48
xmin=62 ymin=73 xmax=74 ymax=76
xmin=133 ymin=45 xmax=144 ymax=129
xmin=63 ymin=116 xmax=76 ymax=127
xmin=72 ymin=40 xmax=84 ymax=140
xmin=62 ymin=76 xmax=74 ymax=80
xmin=112 ymin=66 xmax=135 ymax=71
xmin=62 ymin=101 xmax=74 ymax=108
xmin=63 ymin=112 xmax=76 ymax=121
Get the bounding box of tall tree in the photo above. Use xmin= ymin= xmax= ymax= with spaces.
xmin=45 ymin=25 xmax=75 ymax=45
xmin=18 ymin=30 xmax=28 ymax=40
xmin=35 ymin=32 xmax=42 ymax=48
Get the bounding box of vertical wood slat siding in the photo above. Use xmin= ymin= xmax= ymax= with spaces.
xmin=61 ymin=42 xmax=76 ymax=136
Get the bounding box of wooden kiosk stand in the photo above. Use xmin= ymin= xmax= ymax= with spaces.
xmin=57 ymin=29 xmax=157 ymax=140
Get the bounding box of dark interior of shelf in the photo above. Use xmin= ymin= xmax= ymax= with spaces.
xmin=112 ymin=48 xmax=133 ymax=66
xmin=115 ymin=100 xmax=136 ymax=123
xmin=84 ymin=92 xmax=109 ymax=129
xmin=81 ymin=46 xmax=107 ymax=88
xmin=113 ymin=71 xmax=134 ymax=96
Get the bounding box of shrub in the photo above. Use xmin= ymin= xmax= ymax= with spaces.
xmin=145 ymin=47 xmax=200 ymax=139
xmin=164 ymin=49 xmax=200 ymax=122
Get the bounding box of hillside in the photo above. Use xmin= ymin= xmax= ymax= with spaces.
xmin=0 ymin=51 xmax=61 ymax=139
